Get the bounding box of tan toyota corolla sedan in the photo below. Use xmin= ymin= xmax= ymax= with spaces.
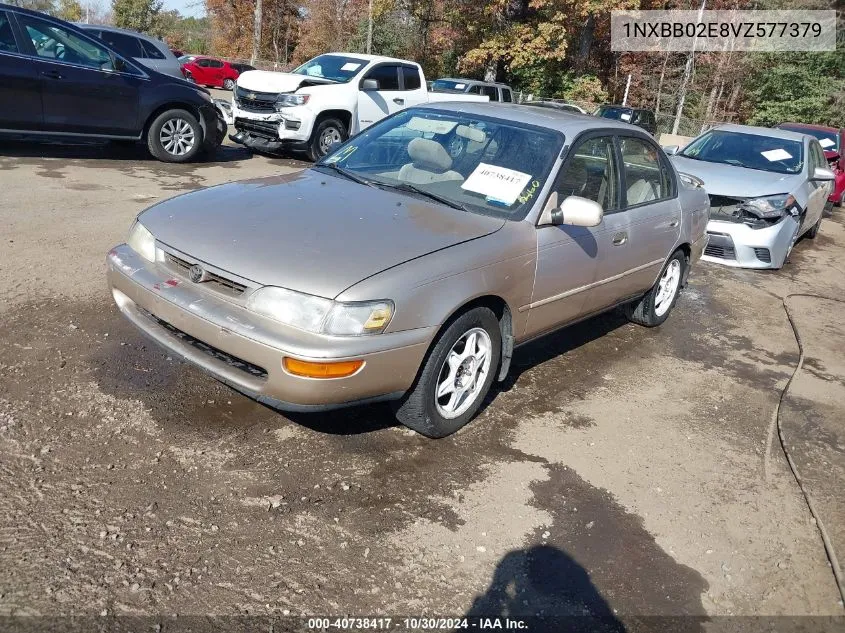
xmin=107 ymin=102 xmax=709 ymax=437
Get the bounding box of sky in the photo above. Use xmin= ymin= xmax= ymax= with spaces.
xmin=161 ymin=0 xmax=206 ymax=18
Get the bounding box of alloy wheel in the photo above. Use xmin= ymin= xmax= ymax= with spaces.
xmin=654 ymin=259 xmax=681 ymax=317
xmin=159 ymin=118 xmax=196 ymax=156
xmin=435 ymin=328 xmax=493 ymax=419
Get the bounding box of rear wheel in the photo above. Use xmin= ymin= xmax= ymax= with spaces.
xmin=147 ymin=109 xmax=203 ymax=163
xmin=393 ymin=307 xmax=501 ymax=438
xmin=306 ymin=117 xmax=346 ymax=162
xmin=625 ymin=250 xmax=686 ymax=327
xmin=223 ymin=78 xmax=235 ymax=90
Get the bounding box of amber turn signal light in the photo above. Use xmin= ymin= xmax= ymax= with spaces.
xmin=283 ymin=357 xmax=364 ymax=378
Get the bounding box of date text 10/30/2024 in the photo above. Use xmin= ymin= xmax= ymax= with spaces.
xmin=306 ymin=617 xmax=529 ymax=630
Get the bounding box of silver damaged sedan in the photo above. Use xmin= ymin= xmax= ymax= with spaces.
xmin=107 ymin=103 xmax=708 ymax=437
xmin=669 ymin=124 xmax=835 ymax=269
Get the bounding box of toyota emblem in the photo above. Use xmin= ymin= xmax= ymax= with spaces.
xmin=188 ymin=264 xmax=205 ymax=283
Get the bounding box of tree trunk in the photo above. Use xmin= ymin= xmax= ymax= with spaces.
xmin=672 ymin=0 xmax=705 ymax=135
xmin=574 ymin=14 xmax=595 ymax=73
xmin=655 ymin=52 xmax=669 ymax=113
xmin=250 ymin=0 xmax=262 ymax=65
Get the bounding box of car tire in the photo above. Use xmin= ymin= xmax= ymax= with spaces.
xmin=306 ymin=117 xmax=347 ymax=162
xmin=223 ymin=78 xmax=235 ymax=90
xmin=624 ymin=250 xmax=686 ymax=327
xmin=147 ymin=109 xmax=203 ymax=163
xmin=806 ymin=215 xmax=822 ymax=239
xmin=393 ymin=307 xmax=501 ymax=438
xmin=838 ymin=191 xmax=845 ymax=208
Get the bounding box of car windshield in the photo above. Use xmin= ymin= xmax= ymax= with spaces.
xmin=431 ymin=79 xmax=470 ymax=92
xmin=292 ymin=54 xmax=368 ymax=83
xmin=680 ymin=130 xmax=804 ymax=175
xmin=178 ymin=55 xmax=195 ymax=62
xmin=315 ymin=108 xmax=563 ymax=220
xmin=780 ymin=126 xmax=839 ymax=152
xmin=596 ymin=106 xmax=633 ymax=122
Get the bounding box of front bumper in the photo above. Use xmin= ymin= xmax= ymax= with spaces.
xmin=230 ymin=102 xmax=315 ymax=144
xmin=701 ymin=216 xmax=798 ymax=269
xmin=106 ymin=244 xmax=433 ymax=411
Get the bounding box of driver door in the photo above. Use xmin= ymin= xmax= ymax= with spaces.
xmin=17 ymin=13 xmax=141 ymax=136
xmin=357 ymin=64 xmax=403 ymax=131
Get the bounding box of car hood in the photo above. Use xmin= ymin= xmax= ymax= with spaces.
xmin=138 ymin=170 xmax=505 ymax=299
xmin=235 ymin=70 xmax=335 ymax=93
xmin=670 ymin=156 xmax=803 ymax=198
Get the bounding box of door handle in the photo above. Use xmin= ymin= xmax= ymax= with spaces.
xmin=669 ymin=220 xmax=679 ymax=228
xmin=41 ymin=70 xmax=63 ymax=79
xmin=393 ymin=98 xmax=405 ymax=105
xmin=612 ymin=231 xmax=628 ymax=246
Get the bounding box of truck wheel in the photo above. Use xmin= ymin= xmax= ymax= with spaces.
xmin=147 ymin=109 xmax=203 ymax=163
xmin=307 ymin=117 xmax=347 ymax=162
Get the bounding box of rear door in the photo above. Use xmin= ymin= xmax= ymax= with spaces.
xmin=357 ymin=63 xmax=402 ymax=130
xmin=582 ymin=134 xmax=680 ymax=313
xmin=206 ymin=58 xmax=225 ymax=86
xmin=15 ymin=13 xmax=142 ymax=136
xmin=0 ymin=10 xmax=42 ymax=130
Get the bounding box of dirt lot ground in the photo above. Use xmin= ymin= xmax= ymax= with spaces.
xmin=1 ymin=118 xmax=844 ymax=632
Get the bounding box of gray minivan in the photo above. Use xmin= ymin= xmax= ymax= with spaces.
xmin=78 ymin=24 xmax=183 ymax=78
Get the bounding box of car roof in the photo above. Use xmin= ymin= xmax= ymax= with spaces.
xmin=319 ymin=52 xmax=414 ymax=65
xmin=77 ymin=23 xmax=162 ymax=43
xmin=711 ymin=123 xmax=809 ymax=143
xmin=416 ymin=102 xmax=642 ymax=135
xmin=777 ymin=122 xmax=842 ymax=134
xmin=598 ymin=104 xmax=652 ymax=113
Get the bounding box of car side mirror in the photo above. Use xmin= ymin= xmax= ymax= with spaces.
xmin=551 ymin=196 xmax=604 ymax=227
xmin=361 ymin=78 xmax=379 ymax=91
xmin=662 ymin=145 xmax=680 ymax=155
xmin=813 ymin=166 xmax=835 ymax=181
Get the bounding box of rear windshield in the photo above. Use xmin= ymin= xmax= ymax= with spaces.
xmin=680 ymin=130 xmax=804 ymax=175
xmin=431 ymin=79 xmax=471 ymax=93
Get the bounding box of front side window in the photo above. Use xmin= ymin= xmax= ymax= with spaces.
xmin=318 ymin=108 xmax=563 ymax=220
xmin=680 ymin=130 xmax=803 ymax=175
xmin=292 ymin=54 xmax=368 ymax=83
xmin=556 ymin=136 xmax=618 ymax=210
xmin=620 ymin=137 xmax=671 ymax=205
xmin=18 ymin=15 xmax=113 ymax=70
xmin=810 ymin=142 xmax=825 ymax=171
xmin=364 ymin=64 xmax=400 ymax=90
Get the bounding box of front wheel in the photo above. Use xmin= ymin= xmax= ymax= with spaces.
xmin=146 ymin=109 xmax=203 ymax=163
xmin=393 ymin=307 xmax=501 ymax=438
xmin=806 ymin=215 xmax=822 ymax=239
xmin=306 ymin=117 xmax=347 ymax=162
xmin=625 ymin=250 xmax=686 ymax=327
xmin=223 ymin=78 xmax=235 ymax=90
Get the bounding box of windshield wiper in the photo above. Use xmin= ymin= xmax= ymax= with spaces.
xmin=318 ymin=162 xmax=377 ymax=188
xmin=377 ymin=181 xmax=470 ymax=212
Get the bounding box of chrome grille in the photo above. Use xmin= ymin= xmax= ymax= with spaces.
xmin=164 ymin=252 xmax=247 ymax=296
xmin=234 ymin=86 xmax=279 ymax=113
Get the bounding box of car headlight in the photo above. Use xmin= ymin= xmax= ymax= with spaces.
xmin=274 ymin=93 xmax=309 ymax=109
xmin=246 ymin=287 xmax=393 ymax=336
xmin=741 ymin=194 xmax=799 ymax=219
xmin=127 ymin=220 xmax=156 ymax=262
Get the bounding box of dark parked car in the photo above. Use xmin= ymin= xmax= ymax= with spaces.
xmin=595 ymin=105 xmax=657 ymax=136
xmin=0 ymin=3 xmax=225 ymax=162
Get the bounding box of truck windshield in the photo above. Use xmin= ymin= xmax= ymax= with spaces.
xmin=315 ymin=108 xmax=563 ymax=220
xmin=292 ymin=54 xmax=369 ymax=83
xmin=431 ymin=79 xmax=470 ymax=92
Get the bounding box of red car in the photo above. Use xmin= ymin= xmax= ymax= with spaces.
xmin=776 ymin=122 xmax=845 ymax=208
xmin=179 ymin=55 xmax=241 ymax=90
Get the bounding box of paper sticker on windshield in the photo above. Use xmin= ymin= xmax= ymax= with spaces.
xmin=761 ymin=148 xmax=792 ymax=162
xmin=819 ymin=138 xmax=835 ymax=148
xmin=324 ymin=145 xmax=356 ymax=164
xmin=407 ymin=117 xmax=458 ymax=135
xmin=341 ymin=62 xmax=362 ymax=72
xmin=461 ymin=163 xmax=532 ymax=206
xmin=455 ymin=83 xmax=466 ymax=89
xmin=620 ymin=113 xmax=632 ymax=121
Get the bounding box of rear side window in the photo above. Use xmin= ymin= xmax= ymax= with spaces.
xmin=365 ymin=64 xmax=400 ymax=90
xmin=139 ymin=38 xmax=165 ymax=59
xmin=402 ymin=66 xmax=421 ymax=90
xmin=0 ymin=12 xmax=18 ymax=53
xmin=480 ymin=86 xmax=499 ymax=101
xmin=502 ymin=89 xmax=512 ymax=103
xmin=208 ymin=58 xmax=224 ymax=68
xmin=98 ymin=31 xmax=143 ymax=57
xmin=619 ymin=137 xmax=672 ymax=206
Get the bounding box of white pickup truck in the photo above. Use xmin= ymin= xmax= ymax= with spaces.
xmin=229 ymin=53 xmax=489 ymax=161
